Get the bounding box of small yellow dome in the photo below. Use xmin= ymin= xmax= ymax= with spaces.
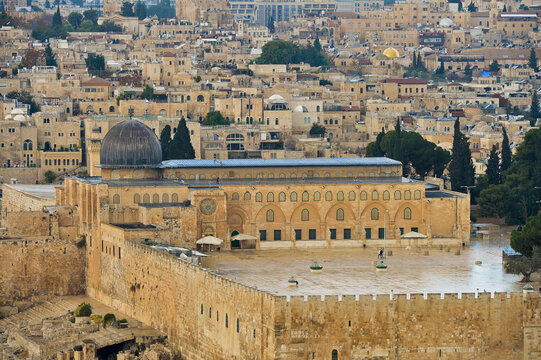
xmin=383 ymin=47 xmax=400 ymax=59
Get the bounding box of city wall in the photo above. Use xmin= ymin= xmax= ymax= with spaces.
xmin=87 ymin=239 xmax=541 ymax=360
xmin=0 ymin=237 xmax=86 ymax=317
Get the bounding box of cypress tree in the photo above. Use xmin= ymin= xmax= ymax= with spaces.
xmin=450 ymin=119 xmax=475 ymax=192
xmin=486 ymin=145 xmax=500 ymax=185
xmin=530 ymin=92 xmax=540 ymax=126
xmin=412 ymin=52 xmax=417 ymax=69
xmin=169 ymin=118 xmax=195 ymax=159
xmin=501 ymin=127 xmax=511 ymax=174
xmin=159 ymin=125 xmax=171 ymax=160
xmin=52 ymin=5 xmax=62 ymax=26
xmin=529 ymin=48 xmax=539 ymax=72
xmin=436 ymin=60 xmax=445 ymax=75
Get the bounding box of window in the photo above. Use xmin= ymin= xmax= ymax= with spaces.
xmin=365 ymin=228 xmax=371 ymax=239
xmin=371 ymin=208 xmax=379 ymax=220
xmin=237 ymin=318 xmax=239 ymax=333
xmin=372 ymin=190 xmax=378 ymax=200
xmin=172 ymin=193 xmax=179 ymax=202
xmin=414 ymin=190 xmax=421 ymax=200
xmin=152 ymin=194 xmax=159 ymax=203
xmin=256 ymin=192 xmax=263 ymax=202
xmin=378 ymin=228 xmax=385 ymax=239
xmin=290 ymin=192 xmax=298 ymax=202
xmin=383 ymin=191 xmax=390 ymax=200
xmin=314 ymin=192 xmax=321 ymax=201
xmin=404 ymin=207 xmax=412 ymax=220
xmin=332 ymin=349 xmax=338 ymax=360
xmin=226 ymin=314 xmax=228 ymax=328
xmin=278 ymin=192 xmax=286 ymax=202
xmin=325 ymin=191 xmax=332 ymax=201
xmin=244 ymin=192 xmax=251 ymax=201
xmin=344 ymin=228 xmax=351 ymax=239
xmin=201 ymin=304 xmax=204 ymax=315
xmin=143 ymin=194 xmax=150 ymax=203
xmin=267 ymin=192 xmax=274 ymax=202
xmin=337 ymin=191 xmax=344 ymax=201
xmin=134 ymin=194 xmax=140 ymax=203
xmin=266 ymin=209 xmax=274 ymax=222
xmin=295 ymin=229 xmax=302 ymax=240
xmin=348 ymin=191 xmax=355 ymax=201
xmin=360 ymin=191 xmax=367 ymax=201
xmin=112 ymin=194 xmax=120 ymax=204
xmin=404 ymin=190 xmax=411 ymax=200
xmin=209 ymin=307 xmax=212 ymax=318
xmin=330 ymin=229 xmax=337 ymax=240
xmin=411 ymin=227 xmax=418 ymax=232
xmin=302 ymin=191 xmax=309 ymax=202
xmin=259 ymin=230 xmax=267 ymax=241
xmin=274 ymin=230 xmax=282 ymax=240
xmin=309 ymin=229 xmax=316 ymax=240
xmin=336 ymin=208 xmax=344 ymax=221
xmin=301 ymin=209 xmax=309 ymax=221
xmin=394 ymin=190 xmax=401 ymax=200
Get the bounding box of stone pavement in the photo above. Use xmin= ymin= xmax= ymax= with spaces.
xmin=214 ymin=237 xmax=529 ymax=296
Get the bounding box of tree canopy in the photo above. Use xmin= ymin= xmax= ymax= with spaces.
xmin=202 ymin=111 xmax=230 ymax=126
xmin=159 ymin=125 xmax=171 ymax=160
xmin=309 ymin=123 xmax=326 ymax=137
xmin=6 ymin=90 xmax=40 ymax=114
xmin=121 ymin=1 xmax=135 ymax=17
xmin=169 ymin=118 xmax=195 ymax=159
xmin=255 ymin=40 xmax=329 ymax=67
xmin=449 ymin=119 xmax=474 ymax=192
xmin=529 ymin=48 xmax=539 ymax=72
xmin=85 ymin=54 xmax=105 ymax=75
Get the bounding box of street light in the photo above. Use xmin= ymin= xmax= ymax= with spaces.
xmin=376 ymin=209 xmax=390 ymax=272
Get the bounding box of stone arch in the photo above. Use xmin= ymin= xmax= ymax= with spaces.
xmin=360 ymin=202 xmax=388 ymax=223
xmin=112 ymin=194 xmax=120 ymax=204
xmin=152 ymin=194 xmax=159 ymax=203
xmin=325 ymin=202 xmax=355 ymax=224
xmin=255 ymin=205 xmax=286 ymax=224
xmin=290 ymin=203 xmax=321 ymax=224
xmin=134 ymin=193 xmax=140 ymax=203
xmin=171 ymin=193 xmax=179 ymax=202
xmin=143 ymin=193 xmax=150 ymax=203
xmin=162 ymin=193 xmax=169 ymax=203
xmin=392 ymin=202 xmax=420 ymax=223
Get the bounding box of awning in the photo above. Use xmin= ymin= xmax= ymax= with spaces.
xmin=196 ymin=236 xmax=223 ymax=245
xmin=231 ymin=233 xmax=257 ymax=241
xmin=401 ymin=231 xmax=427 ymax=239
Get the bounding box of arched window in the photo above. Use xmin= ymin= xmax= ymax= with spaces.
xmin=112 ymin=194 xmax=120 ymax=204
xmin=232 ymin=192 xmax=239 ymax=201
xmin=267 ymin=192 xmax=274 ymax=202
xmin=279 ymin=192 xmax=286 ymax=202
xmin=159 ymin=109 xmax=166 ymax=116
xmin=394 ymin=190 xmax=401 ymax=200
xmin=225 ymin=314 xmax=228 ymax=328
xmin=301 ymin=209 xmax=309 ymax=221
xmin=226 ymin=133 xmax=244 ymax=142
xmin=325 ymin=172 xmax=331 ymax=178
xmin=372 ymin=190 xmax=379 ymax=200
xmin=332 ymin=349 xmax=338 ymax=360
xmin=314 ymin=191 xmax=321 ymax=201
xmin=255 ymin=192 xmax=263 ymax=202
xmin=348 ymin=191 xmax=356 ymax=201
xmin=23 ymin=139 xmax=32 ymax=151
xmin=143 ymin=194 xmax=150 ymax=203
xmin=383 ymin=190 xmax=390 ymax=200
xmin=371 ymin=208 xmax=379 ymax=220
xmin=360 ymin=191 xmax=367 ymax=201
xmin=302 ymin=191 xmax=309 ymax=201
xmin=266 ymin=209 xmax=274 ymax=222
xmin=134 ymin=194 xmax=140 ymax=203
xmin=404 ymin=190 xmax=411 ymax=200
xmin=109 ymin=106 xmax=115 ymax=112
xmin=336 ymin=208 xmax=344 ymax=221
xmin=325 ymin=191 xmax=332 ymax=201
xmin=152 ymin=194 xmax=159 ymax=203
xmin=404 ymin=207 xmax=412 ymax=220
xmin=172 ymin=193 xmax=178 ymax=202
xmin=162 ymin=193 xmax=169 ymax=203
xmin=414 ymin=190 xmax=421 ymax=200
xmin=244 ymin=192 xmax=251 ymax=201
xmin=290 ymin=192 xmax=298 ymax=202
xmin=236 ymin=318 xmax=239 ymax=333
xmin=279 ymin=173 xmax=286 ymax=178
xmin=197 ymin=94 xmax=204 ymax=102
xmin=290 ymin=173 xmax=297 ymax=179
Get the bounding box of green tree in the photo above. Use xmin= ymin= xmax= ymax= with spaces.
xmin=314 ymin=37 xmax=321 ymax=52
xmin=391 ymin=118 xmax=402 ymax=164
xmin=467 ymin=2 xmax=477 ymax=11
xmin=141 ymin=85 xmax=153 ymax=100
xmin=83 ymin=9 xmax=98 ymax=24
xmin=169 ymin=118 xmax=195 ymax=159
xmin=75 ymin=302 xmax=92 ymax=317
xmin=501 ymin=127 xmax=511 ymax=174
xmin=366 ymin=128 xmax=385 ymax=157
xmin=436 ymin=60 xmax=445 ymax=76
xmin=268 ymin=15 xmax=275 ymax=33
xmin=530 ymin=92 xmax=540 ymax=126
xmin=134 ymin=1 xmax=147 ymax=20
xmin=477 ymin=184 xmax=509 ymax=224
xmin=412 ymin=52 xmax=417 ymax=68
xmin=505 ymin=247 xmax=541 ymax=282
xmin=6 ymin=90 xmax=40 ymax=114
xmin=486 ymin=145 xmax=500 ymax=185
xmin=85 ymin=53 xmax=105 ymax=75
xmin=52 ymin=5 xmax=62 ymax=26
xmin=464 ymin=64 xmax=472 ymax=82
xmin=256 ymin=40 xmax=328 ymax=67
xmin=309 ymin=123 xmax=326 ymax=137
xmin=159 ymin=125 xmax=171 ymax=160
xmin=449 ymin=119 xmax=475 ymax=192
xmin=202 ymin=111 xmax=229 ymax=126
xmin=68 ymin=12 xmax=83 ymax=28
xmin=511 ymin=213 xmax=541 ymax=258
xmin=528 ymin=48 xmax=538 ymax=72
xmin=502 ymin=4 xmax=506 ymax=12
xmin=147 ymin=0 xmax=175 ymax=18
xmin=45 ymin=44 xmax=57 ymax=67
xmin=121 ymin=1 xmax=135 ymax=17
xmin=45 ymin=0 xmax=50 ymax=8
xmin=489 ymin=60 xmax=500 ymax=73
xmin=44 ymin=170 xmax=57 ymax=183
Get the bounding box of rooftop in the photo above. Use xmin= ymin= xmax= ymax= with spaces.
xmin=5 ymin=184 xmax=56 ymax=200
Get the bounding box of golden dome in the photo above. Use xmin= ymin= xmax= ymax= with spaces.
xmin=383 ymin=47 xmax=400 ymax=59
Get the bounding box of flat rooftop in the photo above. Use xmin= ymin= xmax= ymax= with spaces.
xmin=214 ymin=237 xmax=525 ymax=296
xmin=5 ymin=184 xmax=56 ymax=200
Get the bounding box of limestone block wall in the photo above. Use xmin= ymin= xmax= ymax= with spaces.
xmin=0 ymin=237 xmax=86 ymax=311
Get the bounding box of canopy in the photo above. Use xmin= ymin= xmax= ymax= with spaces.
xmin=231 ymin=233 xmax=257 ymax=241
xmin=196 ymin=236 xmax=223 ymax=245
xmin=402 ymin=231 xmax=428 ymax=239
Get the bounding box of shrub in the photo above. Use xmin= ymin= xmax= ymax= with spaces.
xmin=44 ymin=170 xmax=57 ymax=183
xmin=74 ymin=302 xmax=92 ymax=317
xmin=90 ymin=314 xmax=103 ymax=324
xmin=69 ymin=315 xmax=76 ymax=323
xmin=103 ymin=313 xmax=116 ymax=327
xmin=82 ymin=339 xmax=95 ymax=344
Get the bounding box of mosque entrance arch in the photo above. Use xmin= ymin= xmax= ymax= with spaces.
xmin=231 ymin=230 xmax=240 ymax=249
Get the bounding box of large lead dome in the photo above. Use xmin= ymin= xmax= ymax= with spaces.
xmin=100 ymin=120 xmax=162 ymax=168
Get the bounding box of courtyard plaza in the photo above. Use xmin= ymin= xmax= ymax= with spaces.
xmin=213 ymin=233 xmax=529 ymax=296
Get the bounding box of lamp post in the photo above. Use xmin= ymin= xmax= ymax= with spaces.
xmin=376 ymin=209 xmax=389 ymax=271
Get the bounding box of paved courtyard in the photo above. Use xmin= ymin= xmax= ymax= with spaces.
xmin=214 ymin=235 xmax=530 ymax=296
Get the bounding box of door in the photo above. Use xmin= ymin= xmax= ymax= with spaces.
xmin=231 ymin=230 xmax=240 ymax=249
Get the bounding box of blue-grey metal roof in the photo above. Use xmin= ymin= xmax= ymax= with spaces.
xmin=160 ymin=157 xmax=401 ymax=169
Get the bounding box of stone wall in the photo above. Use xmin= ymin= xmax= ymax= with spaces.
xmin=0 ymin=237 xmax=86 ymax=314
xmin=86 ymin=239 xmax=541 ymax=360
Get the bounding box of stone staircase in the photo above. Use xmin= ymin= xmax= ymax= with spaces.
xmin=0 ymin=297 xmax=82 ymax=329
